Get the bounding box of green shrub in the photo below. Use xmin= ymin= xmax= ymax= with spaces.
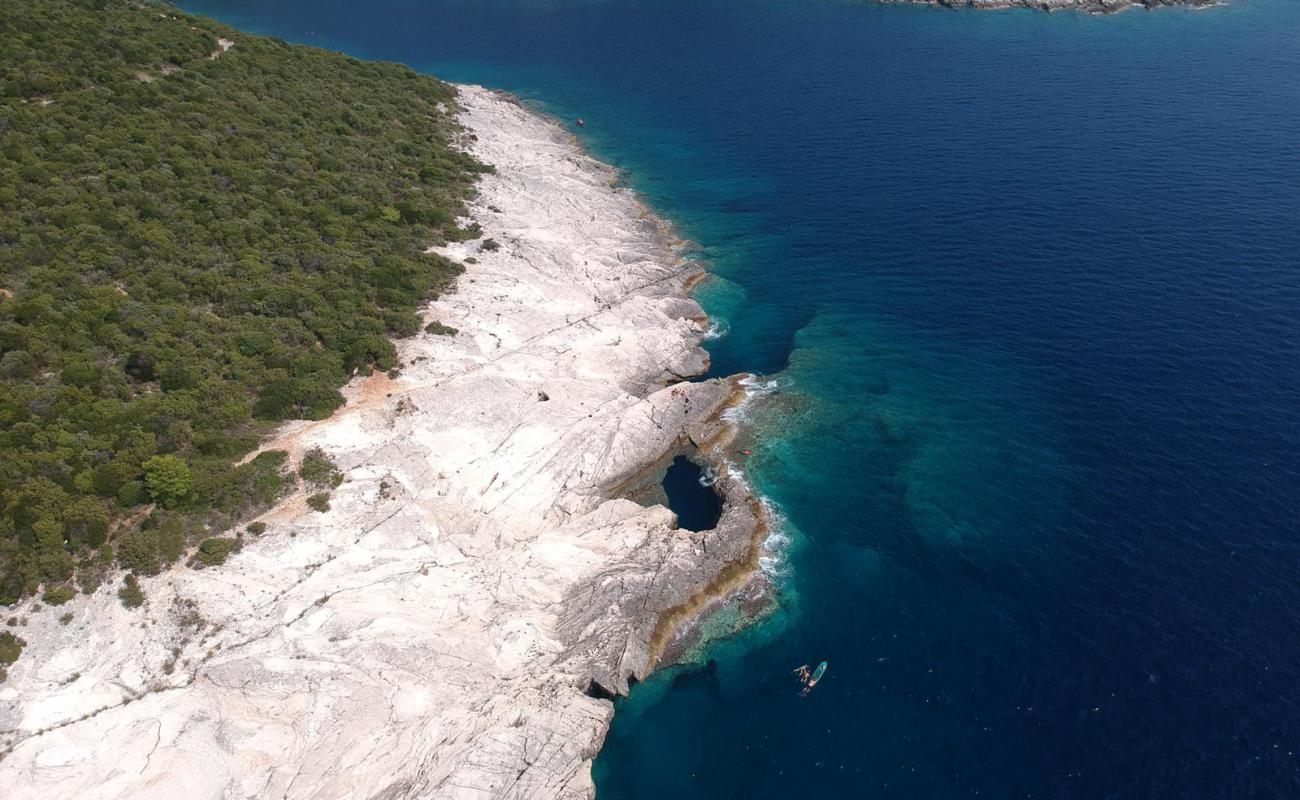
xmin=118 ymin=575 xmax=145 ymax=609
xmin=307 ymin=493 xmax=332 ymax=513
xmin=116 ymin=481 xmax=148 ymax=508
xmin=155 ymin=517 xmax=189 ymax=566
xmin=481 ymin=238 xmax=501 ymax=252
xmin=246 ymin=522 xmax=268 ymax=536
xmin=143 ymin=456 xmax=196 ymax=507
xmin=116 ymin=529 xmax=161 ymax=576
xmin=445 ymin=222 xmax=482 ymax=242
xmin=0 ymin=631 xmax=24 ymax=665
xmin=195 ymin=537 xmax=237 ymax=567
xmin=65 ymin=498 xmax=110 ymax=549
xmin=42 ymin=586 xmax=75 ymax=606
xmin=299 ymin=449 xmax=343 ymax=489
xmin=0 ymin=351 xmax=34 ymax=379
xmin=424 ymin=321 xmax=459 ymax=336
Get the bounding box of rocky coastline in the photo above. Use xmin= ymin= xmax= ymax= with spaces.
xmin=0 ymin=85 xmax=770 ymax=799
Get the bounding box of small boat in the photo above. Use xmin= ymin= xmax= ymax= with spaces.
xmin=800 ymin=661 xmax=827 ymax=697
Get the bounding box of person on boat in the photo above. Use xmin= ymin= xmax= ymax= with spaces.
xmin=793 ymin=664 xmax=811 ymax=682
xmin=800 ymin=661 xmax=828 ymax=696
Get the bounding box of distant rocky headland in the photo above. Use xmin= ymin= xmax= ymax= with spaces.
xmin=878 ymin=0 xmax=1218 ymax=12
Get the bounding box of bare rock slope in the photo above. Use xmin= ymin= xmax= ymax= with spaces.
xmin=0 ymin=85 xmax=762 ymax=799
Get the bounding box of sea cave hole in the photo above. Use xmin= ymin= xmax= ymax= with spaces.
xmin=584 ymin=679 xmax=617 ymax=701
xmin=661 ymin=455 xmax=724 ymax=532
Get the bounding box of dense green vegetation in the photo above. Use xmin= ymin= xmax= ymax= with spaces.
xmin=0 ymin=0 xmax=486 ymax=604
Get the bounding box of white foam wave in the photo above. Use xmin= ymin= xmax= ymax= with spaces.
xmin=756 ymin=497 xmax=792 ymax=577
xmin=702 ymin=319 xmax=730 ymax=341
xmin=697 ymin=465 xmax=720 ymax=487
xmin=715 ymin=375 xmax=790 ymax=577
xmin=718 ymin=457 xmax=751 ymax=493
xmin=714 ymin=465 xmax=789 ymax=578
xmin=738 ymin=374 xmax=780 ymax=393
xmin=721 ymin=374 xmax=781 ymax=424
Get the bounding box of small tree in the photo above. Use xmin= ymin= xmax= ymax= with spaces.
xmin=0 ymin=631 xmax=24 ymax=665
xmin=142 ymin=455 xmax=195 ymax=506
xmin=116 ymin=529 xmax=161 ymax=576
xmin=117 ymin=480 xmax=147 ymax=508
xmin=118 ymin=575 xmax=145 ymax=609
xmin=195 ymin=537 xmax=236 ymax=567
xmin=299 ymin=448 xmax=343 ymax=489
xmin=307 ymin=493 xmax=331 ymax=513
xmin=33 ymin=517 xmax=74 ymax=583
xmin=65 ymin=497 xmax=110 ymax=548
xmin=42 ymin=585 xmax=75 ymax=606
xmin=156 ymin=517 xmax=188 ymax=566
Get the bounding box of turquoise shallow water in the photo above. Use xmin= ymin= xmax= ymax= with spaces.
xmin=181 ymin=0 xmax=1300 ymax=795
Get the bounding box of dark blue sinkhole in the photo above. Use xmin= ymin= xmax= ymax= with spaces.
xmin=661 ymin=455 xmax=723 ymax=532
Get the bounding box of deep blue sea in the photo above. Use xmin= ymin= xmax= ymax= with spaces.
xmin=181 ymin=0 xmax=1300 ymax=795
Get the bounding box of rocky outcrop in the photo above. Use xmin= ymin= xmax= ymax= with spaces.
xmin=877 ymin=0 xmax=1218 ymax=12
xmin=0 ymin=85 xmax=765 ymax=799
